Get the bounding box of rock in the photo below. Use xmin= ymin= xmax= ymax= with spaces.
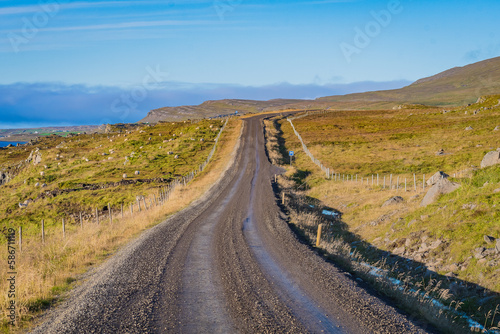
xmin=393 ymin=246 xmax=405 ymax=255
xmin=465 ymin=126 xmax=473 ymax=131
xmin=496 ymin=239 xmax=500 ymax=254
xmin=174 ymin=155 xmax=179 ymax=159
xmin=35 ymin=182 xmax=40 ymax=187
xmin=417 ymin=243 xmax=429 ymax=253
xmin=480 ymin=150 xmax=500 ymax=168
xmin=27 ymin=149 xmax=42 ymax=165
xmin=134 ymin=171 xmax=140 ymax=175
xmin=41 ymin=183 xmax=47 ymax=187
xmin=420 ymin=178 xmax=460 ymax=207
xmin=40 ymin=171 xmax=45 ymax=176
xmin=200 ymin=138 xmax=205 ymax=142
xmin=429 ymin=239 xmax=443 ymax=249
xmin=494 ymin=126 xmax=499 ymax=131
xmin=484 ymin=235 xmax=496 ymax=244
xmin=426 ymin=171 xmax=449 ymax=186
xmin=474 ymin=247 xmax=486 ymax=259
xmin=167 ymin=151 xmax=173 ymax=155
xmin=462 ymin=203 xmax=477 ymax=210
xmin=436 ymin=148 xmax=445 ymax=156
xmin=494 ymin=188 xmax=500 ymax=194
xmin=382 ymin=196 xmax=404 ymax=207
xmin=123 ymin=174 xmax=127 ymax=179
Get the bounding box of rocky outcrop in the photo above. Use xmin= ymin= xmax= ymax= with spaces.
xmin=27 ymin=148 xmax=42 ymax=165
xmin=421 ymin=178 xmax=460 ymax=207
xmin=382 ymin=196 xmax=404 ymax=207
xmin=0 ymin=171 xmax=11 ymax=186
xmin=426 ymin=171 xmax=449 ymax=186
xmin=480 ymin=150 xmax=500 ymax=168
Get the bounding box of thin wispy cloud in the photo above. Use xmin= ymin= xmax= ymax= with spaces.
xmin=0 ymin=1 xmax=170 ymax=16
xmin=36 ymin=19 xmax=215 ymax=33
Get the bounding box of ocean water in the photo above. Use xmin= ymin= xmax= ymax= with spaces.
xmin=0 ymin=141 xmax=26 ymax=148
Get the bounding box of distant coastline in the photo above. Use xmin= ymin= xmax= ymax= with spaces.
xmin=0 ymin=141 xmax=27 ymax=148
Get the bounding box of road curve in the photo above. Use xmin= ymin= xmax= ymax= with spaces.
xmin=31 ymin=115 xmax=430 ymax=333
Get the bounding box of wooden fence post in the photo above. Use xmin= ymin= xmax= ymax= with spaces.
xmin=390 ymin=174 xmax=393 ymax=190
xmin=80 ymin=212 xmax=83 ymax=229
xmin=316 ymin=224 xmax=323 ymax=247
xmin=121 ymin=203 xmax=124 ymax=219
xmin=42 ymin=219 xmax=45 ymax=244
xmin=423 ymin=174 xmax=426 ymax=190
xmin=108 ymin=203 xmax=112 ymax=225
xmin=19 ymin=226 xmax=22 ymax=252
xmin=130 ymin=203 xmax=133 ymax=215
xmin=96 ymin=208 xmax=99 ymax=225
xmin=62 ymin=218 xmax=66 ymax=238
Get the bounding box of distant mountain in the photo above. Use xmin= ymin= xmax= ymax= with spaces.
xmin=140 ymin=99 xmax=302 ymax=123
xmin=140 ymin=56 xmax=500 ymax=122
xmin=315 ymin=56 xmax=500 ymax=107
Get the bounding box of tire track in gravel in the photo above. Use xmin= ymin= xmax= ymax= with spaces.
xmin=31 ymin=114 xmax=433 ymax=334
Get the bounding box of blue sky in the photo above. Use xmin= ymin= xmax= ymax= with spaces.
xmin=1 ymin=0 xmax=499 ymax=127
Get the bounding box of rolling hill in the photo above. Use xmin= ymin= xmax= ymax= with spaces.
xmin=140 ymin=56 xmax=500 ymax=122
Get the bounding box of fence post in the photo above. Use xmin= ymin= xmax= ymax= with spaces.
xmin=396 ymin=176 xmax=400 ymax=191
xmin=121 ymin=203 xmax=124 ymax=219
xmin=377 ymin=174 xmax=379 ymax=186
xmin=143 ymin=198 xmax=148 ymax=210
xmin=390 ymin=174 xmax=393 ymax=190
xmin=109 ymin=204 xmax=112 ymax=225
xmin=316 ymin=224 xmax=323 ymax=247
xmin=80 ymin=212 xmax=83 ymax=229
xmin=96 ymin=208 xmax=100 ymax=225
xmin=423 ymin=174 xmax=426 ymax=190
xmin=282 ymin=192 xmax=285 ymax=205
xmin=130 ymin=203 xmax=133 ymax=215
xmin=138 ymin=199 xmax=141 ymax=212
xmin=414 ymin=174 xmax=416 ymax=191
xmin=372 ymin=174 xmax=374 ymax=186
xmin=62 ymin=218 xmax=66 ymax=238
xmin=19 ymin=226 xmax=22 ymax=252
xmin=42 ymin=219 xmax=45 ymax=244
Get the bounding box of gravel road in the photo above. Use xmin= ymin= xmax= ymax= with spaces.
xmin=31 ymin=115 xmax=431 ymax=333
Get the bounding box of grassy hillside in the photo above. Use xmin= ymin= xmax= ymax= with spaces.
xmin=316 ymin=56 xmax=500 ymax=107
xmin=267 ymin=95 xmax=500 ymax=332
xmin=0 ymin=118 xmax=241 ymax=332
xmin=142 ymin=57 xmax=500 ymax=124
xmin=140 ymin=98 xmax=302 ymax=123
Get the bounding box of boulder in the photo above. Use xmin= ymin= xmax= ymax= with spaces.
xmin=420 ymin=178 xmax=460 ymax=207
xmin=382 ymin=196 xmax=404 ymax=207
xmin=123 ymin=174 xmax=128 ymax=179
xmin=426 ymin=171 xmax=449 ymax=186
xmin=465 ymin=126 xmax=473 ymax=131
xmin=496 ymin=239 xmax=500 ymax=254
xmin=480 ymin=151 xmax=500 ymax=168
xmin=134 ymin=171 xmax=140 ymax=175
xmin=484 ymin=235 xmax=496 ymax=244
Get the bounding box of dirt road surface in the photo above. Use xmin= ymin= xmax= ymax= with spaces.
xmin=31 ymin=115 xmax=431 ymax=333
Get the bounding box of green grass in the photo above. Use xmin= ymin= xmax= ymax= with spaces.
xmin=0 ymin=119 xmax=224 ymax=235
xmin=276 ymin=95 xmax=500 ymax=294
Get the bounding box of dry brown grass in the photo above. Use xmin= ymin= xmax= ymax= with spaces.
xmin=0 ymin=119 xmax=242 ymax=333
